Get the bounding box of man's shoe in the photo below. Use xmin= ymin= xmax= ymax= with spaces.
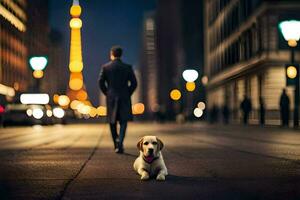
xmin=115 ymin=147 xmax=124 ymax=154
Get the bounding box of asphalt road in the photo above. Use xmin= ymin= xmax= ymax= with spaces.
xmin=0 ymin=123 xmax=300 ymax=199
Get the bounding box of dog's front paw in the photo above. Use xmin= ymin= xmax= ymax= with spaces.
xmin=156 ymin=174 xmax=165 ymax=181
xmin=141 ymin=172 xmax=149 ymax=180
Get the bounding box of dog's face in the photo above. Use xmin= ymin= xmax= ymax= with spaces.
xmin=137 ymin=136 xmax=164 ymax=157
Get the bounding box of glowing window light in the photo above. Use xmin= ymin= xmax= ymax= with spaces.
xmin=76 ymin=90 xmax=87 ymax=101
xmin=170 ymin=89 xmax=181 ymax=101
xmin=193 ymin=108 xmax=203 ymax=118
xmin=32 ymin=108 xmax=44 ymax=119
xmin=58 ymin=95 xmax=70 ymax=107
xmin=29 ymin=56 xmax=48 ymax=71
xmin=70 ymin=18 xmax=82 ymax=29
xmin=69 ymin=78 xmax=83 ymax=91
xmin=33 ymin=70 xmax=44 ymax=79
xmin=2 ymin=0 xmax=26 ymax=21
xmin=70 ymin=5 xmax=82 ymax=17
xmin=279 ymin=20 xmax=300 ymax=47
xmin=197 ymin=102 xmax=206 ymax=110
xmin=20 ymin=94 xmax=50 ymax=105
xmin=0 ymin=5 xmax=26 ymax=32
xmin=132 ymin=103 xmax=145 ymax=115
xmin=53 ymin=107 xmax=65 ymax=119
xmin=287 ymin=66 xmax=297 ymax=79
xmin=97 ymin=106 xmax=107 ymax=116
xmin=182 ymin=69 xmax=198 ymax=82
xmin=186 ymin=82 xmax=196 ymax=92
xmin=69 ymin=61 xmax=83 ymax=73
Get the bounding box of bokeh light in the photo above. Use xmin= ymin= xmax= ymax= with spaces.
xmin=170 ymin=89 xmax=181 ymax=101
xmin=193 ymin=108 xmax=203 ymax=118
xmin=70 ymin=5 xmax=82 ymax=17
xmin=186 ymin=82 xmax=196 ymax=92
xmin=58 ymin=95 xmax=70 ymax=107
xmin=132 ymin=103 xmax=145 ymax=115
xmin=197 ymin=102 xmax=206 ymax=110
xmin=287 ymin=66 xmax=297 ymax=79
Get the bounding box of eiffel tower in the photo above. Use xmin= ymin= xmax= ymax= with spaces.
xmin=66 ymin=0 xmax=93 ymax=112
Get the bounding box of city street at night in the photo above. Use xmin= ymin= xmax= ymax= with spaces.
xmin=0 ymin=123 xmax=300 ymax=199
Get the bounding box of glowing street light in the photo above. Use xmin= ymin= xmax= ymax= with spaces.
xmin=279 ymin=20 xmax=300 ymax=47
xmin=29 ymin=56 xmax=48 ymax=71
xmin=279 ymin=19 xmax=300 ymax=127
xmin=186 ymin=82 xmax=196 ymax=92
xmin=182 ymin=69 xmax=198 ymax=82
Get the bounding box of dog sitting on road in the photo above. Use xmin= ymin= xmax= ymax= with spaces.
xmin=133 ymin=136 xmax=168 ymax=181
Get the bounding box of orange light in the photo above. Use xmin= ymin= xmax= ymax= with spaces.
xmin=76 ymin=90 xmax=87 ymax=101
xmin=186 ymin=82 xmax=196 ymax=92
xmin=132 ymin=103 xmax=145 ymax=115
xmin=70 ymin=5 xmax=82 ymax=17
xmin=288 ymin=39 xmax=297 ymax=47
xmin=33 ymin=70 xmax=43 ymax=79
xmin=69 ymin=61 xmax=83 ymax=73
xmin=69 ymin=79 xmax=83 ymax=91
xmin=53 ymin=94 xmax=59 ymax=104
xmin=97 ymin=106 xmax=107 ymax=116
xmin=170 ymin=89 xmax=181 ymax=101
xmin=70 ymin=100 xmax=81 ymax=110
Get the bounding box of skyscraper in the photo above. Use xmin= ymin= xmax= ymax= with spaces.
xmin=0 ymin=0 xmax=28 ymax=104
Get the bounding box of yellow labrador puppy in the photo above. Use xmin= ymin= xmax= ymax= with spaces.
xmin=133 ymin=136 xmax=168 ymax=181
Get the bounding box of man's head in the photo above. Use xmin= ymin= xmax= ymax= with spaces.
xmin=110 ymin=46 xmax=123 ymax=60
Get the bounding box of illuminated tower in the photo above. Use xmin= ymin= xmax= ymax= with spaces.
xmin=67 ymin=0 xmax=90 ymax=106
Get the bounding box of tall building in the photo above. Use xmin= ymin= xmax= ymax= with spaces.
xmin=0 ymin=0 xmax=28 ymax=104
xmin=140 ymin=12 xmax=159 ymax=117
xmin=204 ymin=0 xmax=300 ymax=124
xmin=140 ymin=0 xmax=203 ymax=119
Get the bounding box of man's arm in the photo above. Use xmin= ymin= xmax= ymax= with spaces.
xmin=98 ymin=67 xmax=108 ymax=95
xmin=128 ymin=66 xmax=137 ymax=95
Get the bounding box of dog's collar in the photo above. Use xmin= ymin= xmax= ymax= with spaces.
xmin=143 ymin=155 xmax=159 ymax=164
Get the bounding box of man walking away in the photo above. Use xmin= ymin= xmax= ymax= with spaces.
xmin=99 ymin=46 xmax=137 ymax=153
xmin=240 ymin=95 xmax=252 ymax=125
xmin=279 ymin=89 xmax=290 ymax=127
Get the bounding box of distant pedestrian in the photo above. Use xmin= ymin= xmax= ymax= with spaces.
xmin=99 ymin=46 xmax=137 ymax=153
xmin=279 ymin=89 xmax=290 ymax=127
xmin=222 ymin=104 xmax=230 ymax=124
xmin=210 ymin=104 xmax=219 ymax=123
xmin=259 ymin=97 xmax=265 ymax=125
xmin=240 ymin=95 xmax=252 ymax=125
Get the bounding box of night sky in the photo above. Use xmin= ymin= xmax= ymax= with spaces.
xmin=49 ymin=0 xmax=156 ymax=105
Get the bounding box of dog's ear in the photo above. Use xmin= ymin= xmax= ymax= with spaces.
xmin=156 ymin=137 xmax=164 ymax=150
xmin=137 ymin=137 xmax=144 ymax=151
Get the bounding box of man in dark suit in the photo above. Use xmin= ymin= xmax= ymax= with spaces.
xmin=99 ymin=46 xmax=137 ymax=153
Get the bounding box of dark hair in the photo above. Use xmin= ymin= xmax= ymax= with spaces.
xmin=110 ymin=46 xmax=123 ymax=58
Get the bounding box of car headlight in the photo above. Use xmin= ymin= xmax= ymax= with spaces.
xmin=53 ymin=107 xmax=65 ymax=119
xmin=32 ymin=108 xmax=44 ymax=119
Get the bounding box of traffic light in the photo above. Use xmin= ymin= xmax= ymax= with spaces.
xmin=286 ymin=64 xmax=299 ymax=86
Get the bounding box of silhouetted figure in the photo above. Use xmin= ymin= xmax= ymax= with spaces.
xmin=240 ymin=95 xmax=252 ymax=125
xmin=99 ymin=46 xmax=137 ymax=153
xmin=222 ymin=105 xmax=230 ymax=124
xmin=210 ymin=104 xmax=219 ymax=123
xmin=259 ymin=97 xmax=265 ymax=125
xmin=279 ymin=89 xmax=290 ymax=127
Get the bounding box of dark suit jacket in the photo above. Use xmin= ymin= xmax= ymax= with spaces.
xmin=98 ymin=59 xmax=137 ymax=123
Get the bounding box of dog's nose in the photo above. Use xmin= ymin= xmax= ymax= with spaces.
xmin=148 ymin=148 xmax=154 ymax=154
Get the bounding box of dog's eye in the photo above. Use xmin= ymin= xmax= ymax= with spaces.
xmin=144 ymin=142 xmax=149 ymax=145
xmin=152 ymin=142 xmax=157 ymax=145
